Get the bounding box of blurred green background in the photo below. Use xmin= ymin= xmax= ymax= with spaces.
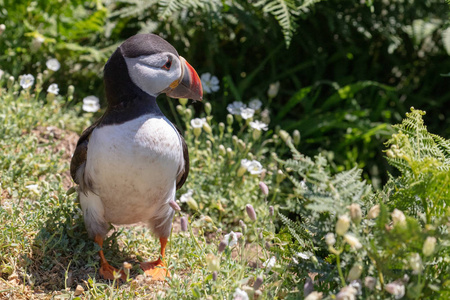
xmin=1 ymin=0 xmax=449 ymax=186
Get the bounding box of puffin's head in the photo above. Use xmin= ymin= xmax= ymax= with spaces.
xmin=104 ymin=34 xmax=202 ymax=103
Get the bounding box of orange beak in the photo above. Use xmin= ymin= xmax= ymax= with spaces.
xmin=166 ymin=56 xmax=203 ymax=101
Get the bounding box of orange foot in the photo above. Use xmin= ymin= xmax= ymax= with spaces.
xmin=140 ymin=259 xmax=170 ymax=281
xmin=99 ymin=263 xmax=127 ymax=281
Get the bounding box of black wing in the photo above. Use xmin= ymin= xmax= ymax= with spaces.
xmin=70 ymin=118 xmax=101 ymax=184
xmin=175 ymin=127 xmax=189 ymax=190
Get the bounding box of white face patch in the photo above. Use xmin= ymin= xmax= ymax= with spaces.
xmin=124 ymin=52 xmax=182 ymax=97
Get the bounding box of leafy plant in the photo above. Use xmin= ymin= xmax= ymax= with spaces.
xmin=277 ymin=108 xmax=449 ymax=299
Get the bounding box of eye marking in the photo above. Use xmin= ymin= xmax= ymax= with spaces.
xmin=162 ymin=57 xmax=172 ymax=70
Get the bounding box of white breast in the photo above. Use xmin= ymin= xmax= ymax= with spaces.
xmin=84 ymin=114 xmax=183 ymax=225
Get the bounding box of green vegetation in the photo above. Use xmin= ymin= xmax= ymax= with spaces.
xmin=0 ymin=0 xmax=449 ymax=299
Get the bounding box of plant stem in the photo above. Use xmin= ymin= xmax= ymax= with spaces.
xmin=336 ymin=254 xmax=346 ymax=286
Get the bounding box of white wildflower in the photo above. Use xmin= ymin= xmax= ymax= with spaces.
xmin=240 ymin=159 xmax=252 ymax=168
xmin=263 ymin=256 xmax=276 ymax=269
xmin=344 ymin=234 xmax=362 ymax=250
xmin=47 ymin=83 xmax=59 ymax=95
xmin=0 ymin=24 xmax=5 ymax=35
xmin=227 ymin=101 xmax=246 ymax=115
xmin=179 ymin=189 xmax=194 ymax=203
xmin=249 ymin=120 xmax=268 ymax=131
xmin=325 ymin=233 xmax=336 ymax=246
xmin=82 ymin=96 xmax=100 ymax=112
xmin=190 ymin=118 xmax=205 ymax=128
xmin=20 ymin=74 xmax=35 ymax=89
xmin=248 ymin=98 xmax=262 ymax=110
xmin=240 ymin=107 xmax=255 ymax=120
xmin=233 ymin=288 xmax=249 ymax=300
xmin=200 ymin=73 xmax=219 ymax=93
xmin=46 ymin=58 xmax=61 ymax=71
xmin=296 ymin=252 xmax=311 ymax=260
xmin=223 ymin=231 xmax=238 ymax=247
xmin=25 ymin=184 xmax=39 ymax=195
xmin=385 ymin=281 xmax=405 ymax=299
xmin=247 ymin=160 xmax=263 ymax=175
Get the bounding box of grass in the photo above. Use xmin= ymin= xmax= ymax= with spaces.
xmin=0 ymin=78 xmax=283 ymax=299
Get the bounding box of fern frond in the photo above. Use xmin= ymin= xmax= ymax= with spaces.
xmin=109 ymin=0 xmax=158 ymax=18
xmin=279 ymin=212 xmax=313 ymax=249
xmin=254 ymin=0 xmax=299 ymax=47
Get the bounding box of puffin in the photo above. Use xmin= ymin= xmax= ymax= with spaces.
xmin=70 ymin=34 xmax=202 ymax=281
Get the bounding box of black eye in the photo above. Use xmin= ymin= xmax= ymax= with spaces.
xmin=162 ymin=58 xmax=172 ymax=70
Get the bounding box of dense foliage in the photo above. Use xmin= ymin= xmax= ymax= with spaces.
xmin=0 ymin=0 xmax=449 ymax=299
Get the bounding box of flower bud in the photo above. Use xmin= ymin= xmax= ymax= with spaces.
xmin=293 ymin=130 xmax=301 ymax=146
xmin=218 ymin=145 xmax=226 ymax=157
xmin=237 ymin=166 xmax=247 ymax=177
xmin=279 ymin=130 xmax=291 ymax=144
xmin=169 ymin=199 xmax=180 ymax=211
xmin=303 ymin=277 xmax=314 ymax=297
xmin=258 ymin=182 xmax=269 ymax=196
xmin=409 ymin=253 xmax=423 ymax=274
xmin=206 ymin=253 xmax=220 ymax=272
xmin=7 ymin=76 xmax=14 ymax=89
xmin=226 ymin=147 xmax=233 ymax=159
xmin=219 ymin=122 xmax=225 ymax=134
xmin=204 ymin=102 xmax=212 ymax=115
xmin=267 ymin=81 xmax=280 ymax=98
xmin=180 ymin=216 xmax=188 ymax=232
xmin=123 ymin=261 xmax=132 ymax=270
xmin=68 ymin=85 xmax=75 ymax=97
xmin=252 ymin=129 xmax=262 ymax=140
xmin=336 ymin=215 xmax=350 ymax=236
xmin=325 ymin=233 xmax=336 ymax=246
xmin=179 ymin=98 xmax=188 ymax=106
xmin=237 ymin=139 xmax=246 ymax=152
xmin=347 ymin=264 xmax=363 ymax=281
xmin=203 ymin=122 xmax=212 ymax=134
xmin=348 ymin=203 xmax=362 ymax=224
xmin=391 ymin=209 xmax=406 ymax=227
xmin=304 ymin=291 xmax=323 ymax=300
xmin=227 ymin=114 xmax=233 ymax=125
xmin=212 ymin=271 xmax=218 ymax=281
xmin=184 ymin=108 xmax=192 ymax=120
xmin=269 ymin=206 xmax=274 ymax=216
xmin=246 ymin=204 xmax=257 ymax=221
xmin=276 ymin=170 xmax=286 ymax=183
xmin=343 ymin=234 xmax=362 ymax=250
xmin=364 ymin=276 xmax=376 ymax=290
xmin=176 ymin=104 xmax=184 ymax=114
xmin=367 ymin=204 xmax=380 ymax=219
xmin=186 ymin=197 xmax=198 ymax=210
xmin=218 ymin=240 xmax=227 ymax=253
xmin=253 ymin=276 xmax=263 ymax=290
xmin=239 ymin=220 xmax=247 ymax=232
xmin=422 ymin=236 xmax=436 ymax=256
xmin=193 ymin=127 xmax=202 ymax=138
